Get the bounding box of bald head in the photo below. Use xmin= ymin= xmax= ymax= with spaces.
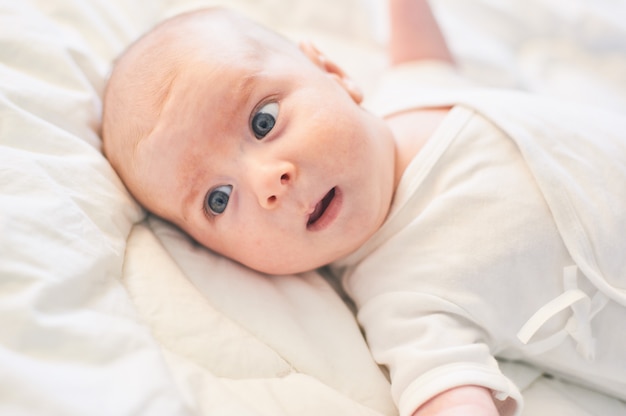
xmin=101 ymin=8 xmax=299 ymax=206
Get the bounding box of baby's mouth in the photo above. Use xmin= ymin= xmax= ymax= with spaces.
xmin=307 ymin=187 xmax=336 ymax=229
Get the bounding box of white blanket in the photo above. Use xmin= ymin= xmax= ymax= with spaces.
xmin=1 ymin=1 xmax=625 ymax=415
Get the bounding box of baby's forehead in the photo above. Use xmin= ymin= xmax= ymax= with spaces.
xmin=122 ymin=14 xmax=266 ymax=117
xmin=163 ymin=10 xmax=279 ymax=54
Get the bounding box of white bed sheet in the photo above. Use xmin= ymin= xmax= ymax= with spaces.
xmin=1 ymin=1 xmax=625 ymax=415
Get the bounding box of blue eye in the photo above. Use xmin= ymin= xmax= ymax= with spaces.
xmin=251 ymin=102 xmax=279 ymax=139
xmin=205 ymin=185 xmax=232 ymax=215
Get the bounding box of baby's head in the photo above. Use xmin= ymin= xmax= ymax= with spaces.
xmin=103 ymin=7 xmax=396 ymax=274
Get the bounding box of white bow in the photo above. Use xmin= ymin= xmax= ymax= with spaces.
xmin=517 ymin=265 xmax=608 ymax=360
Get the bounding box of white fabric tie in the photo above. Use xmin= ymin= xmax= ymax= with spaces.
xmin=517 ymin=265 xmax=608 ymax=360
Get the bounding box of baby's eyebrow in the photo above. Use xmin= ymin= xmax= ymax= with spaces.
xmin=181 ymin=166 xmax=210 ymax=223
xmin=236 ymin=72 xmax=260 ymax=109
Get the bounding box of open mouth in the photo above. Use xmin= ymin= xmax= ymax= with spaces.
xmin=307 ymin=187 xmax=337 ymax=229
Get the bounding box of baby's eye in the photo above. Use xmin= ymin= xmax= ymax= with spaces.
xmin=251 ymin=102 xmax=279 ymax=139
xmin=205 ymin=185 xmax=232 ymax=215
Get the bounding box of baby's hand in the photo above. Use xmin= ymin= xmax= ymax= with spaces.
xmin=412 ymin=385 xmax=500 ymax=416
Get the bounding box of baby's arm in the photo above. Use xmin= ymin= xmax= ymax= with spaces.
xmin=412 ymin=385 xmax=499 ymax=416
xmin=388 ymin=0 xmax=454 ymax=66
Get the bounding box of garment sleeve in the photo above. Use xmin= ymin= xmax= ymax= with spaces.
xmin=357 ymin=291 xmax=522 ymax=416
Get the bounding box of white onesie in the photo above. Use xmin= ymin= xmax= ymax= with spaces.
xmin=329 ymin=63 xmax=626 ymax=416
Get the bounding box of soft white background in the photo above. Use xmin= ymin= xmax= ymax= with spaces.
xmin=1 ymin=1 xmax=625 ymax=415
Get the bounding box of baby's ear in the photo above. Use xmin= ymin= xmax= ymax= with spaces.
xmin=299 ymin=41 xmax=363 ymax=104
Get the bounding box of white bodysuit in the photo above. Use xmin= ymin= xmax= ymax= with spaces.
xmin=329 ymin=63 xmax=626 ymax=416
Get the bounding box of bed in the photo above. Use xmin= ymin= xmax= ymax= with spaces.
xmin=1 ymin=0 xmax=625 ymax=415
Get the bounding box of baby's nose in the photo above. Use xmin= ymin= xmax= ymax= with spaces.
xmin=251 ymin=160 xmax=296 ymax=209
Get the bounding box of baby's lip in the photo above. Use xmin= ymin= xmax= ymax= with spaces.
xmin=306 ymin=187 xmax=341 ymax=231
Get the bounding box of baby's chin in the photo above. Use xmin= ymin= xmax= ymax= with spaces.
xmin=242 ymin=257 xmax=324 ymax=276
xmin=239 ymin=241 xmax=363 ymax=276
xmin=232 ymin=247 xmax=333 ymax=276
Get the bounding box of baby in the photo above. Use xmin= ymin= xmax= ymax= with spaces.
xmin=102 ymin=1 xmax=626 ymax=415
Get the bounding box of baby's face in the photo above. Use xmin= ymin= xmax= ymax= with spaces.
xmin=130 ymin=27 xmax=396 ymax=274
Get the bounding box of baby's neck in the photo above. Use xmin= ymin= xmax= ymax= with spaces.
xmin=385 ymin=107 xmax=451 ymax=188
